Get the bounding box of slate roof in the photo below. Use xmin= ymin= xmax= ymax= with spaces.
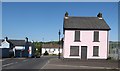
xmin=64 ymin=16 xmax=111 ymax=30
xmin=0 ymin=39 xmax=33 ymax=46
xmin=8 ymin=40 xmax=26 ymax=46
xmin=42 ymin=43 xmax=62 ymax=48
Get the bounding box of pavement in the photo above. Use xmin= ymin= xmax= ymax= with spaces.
xmin=42 ymin=58 xmax=120 ymax=70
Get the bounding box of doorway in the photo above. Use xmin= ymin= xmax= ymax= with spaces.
xmin=81 ymin=46 xmax=87 ymax=59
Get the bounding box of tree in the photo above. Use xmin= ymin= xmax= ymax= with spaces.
xmin=33 ymin=42 xmax=42 ymax=56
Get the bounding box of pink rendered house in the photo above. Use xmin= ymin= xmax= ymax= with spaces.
xmin=63 ymin=12 xmax=111 ymax=59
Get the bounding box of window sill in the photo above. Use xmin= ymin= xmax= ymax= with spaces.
xmin=70 ymin=55 xmax=79 ymax=56
xmin=74 ymin=40 xmax=81 ymax=42
xmin=93 ymin=41 xmax=100 ymax=42
xmin=93 ymin=56 xmax=99 ymax=57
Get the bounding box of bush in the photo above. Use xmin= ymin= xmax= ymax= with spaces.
xmin=106 ymin=56 xmax=112 ymax=60
xmin=44 ymin=51 xmax=49 ymax=55
xmin=52 ymin=54 xmax=57 ymax=55
xmin=34 ymin=52 xmax=41 ymax=58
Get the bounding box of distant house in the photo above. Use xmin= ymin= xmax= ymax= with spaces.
xmin=0 ymin=37 xmax=35 ymax=58
xmin=109 ymin=47 xmax=120 ymax=60
xmin=63 ymin=12 xmax=111 ymax=59
xmin=109 ymin=41 xmax=120 ymax=60
xmin=42 ymin=43 xmax=62 ymax=55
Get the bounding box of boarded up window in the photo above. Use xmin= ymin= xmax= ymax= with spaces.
xmin=93 ymin=46 xmax=99 ymax=56
xmin=94 ymin=31 xmax=99 ymax=42
xmin=75 ymin=31 xmax=80 ymax=41
xmin=70 ymin=46 xmax=79 ymax=56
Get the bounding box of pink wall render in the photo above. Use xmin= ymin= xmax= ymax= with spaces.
xmin=63 ymin=30 xmax=109 ymax=59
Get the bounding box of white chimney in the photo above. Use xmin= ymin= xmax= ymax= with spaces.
xmin=31 ymin=40 xmax=34 ymax=43
xmin=4 ymin=37 xmax=8 ymax=41
xmin=64 ymin=12 xmax=69 ymax=19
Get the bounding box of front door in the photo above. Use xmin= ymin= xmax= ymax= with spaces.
xmin=81 ymin=46 xmax=87 ymax=59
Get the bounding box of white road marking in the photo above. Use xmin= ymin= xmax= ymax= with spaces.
xmin=41 ymin=60 xmax=50 ymax=69
xmin=2 ymin=58 xmax=30 ymax=67
xmin=0 ymin=59 xmax=9 ymax=61
xmin=1 ymin=58 xmax=15 ymax=62
xmin=2 ymin=61 xmax=19 ymax=67
xmin=0 ymin=59 xmax=9 ymax=62
xmin=2 ymin=58 xmax=11 ymax=61
xmin=23 ymin=60 xmax=28 ymax=62
xmin=2 ymin=63 xmax=14 ymax=67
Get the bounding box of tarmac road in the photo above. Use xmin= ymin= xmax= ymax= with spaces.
xmin=1 ymin=56 xmax=56 ymax=71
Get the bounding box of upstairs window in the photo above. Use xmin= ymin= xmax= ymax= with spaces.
xmin=75 ymin=31 xmax=80 ymax=42
xmin=94 ymin=31 xmax=99 ymax=42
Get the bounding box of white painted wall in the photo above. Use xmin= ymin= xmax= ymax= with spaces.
xmin=1 ymin=41 xmax=10 ymax=48
xmin=15 ymin=46 xmax=25 ymax=50
xmin=29 ymin=46 xmax=32 ymax=57
xmin=42 ymin=48 xmax=62 ymax=55
xmin=63 ymin=30 xmax=109 ymax=59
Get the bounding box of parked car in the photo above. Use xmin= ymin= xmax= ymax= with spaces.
xmin=43 ymin=51 xmax=49 ymax=55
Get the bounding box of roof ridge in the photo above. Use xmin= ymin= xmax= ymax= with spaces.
xmin=8 ymin=39 xmax=25 ymax=41
xmin=68 ymin=16 xmax=97 ymax=18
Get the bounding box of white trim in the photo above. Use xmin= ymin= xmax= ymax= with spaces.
xmin=64 ymin=17 xmax=69 ymax=19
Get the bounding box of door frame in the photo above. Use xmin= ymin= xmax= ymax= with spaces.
xmin=81 ymin=46 xmax=87 ymax=59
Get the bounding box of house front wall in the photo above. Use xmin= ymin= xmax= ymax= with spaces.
xmin=63 ymin=30 xmax=109 ymax=59
xmin=42 ymin=48 xmax=62 ymax=55
xmin=28 ymin=46 xmax=32 ymax=57
xmin=1 ymin=41 xmax=10 ymax=48
xmin=15 ymin=46 xmax=25 ymax=50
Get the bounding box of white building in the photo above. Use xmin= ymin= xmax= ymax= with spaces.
xmin=0 ymin=37 xmax=35 ymax=58
xmin=42 ymin=43 xmax=62 ymax=55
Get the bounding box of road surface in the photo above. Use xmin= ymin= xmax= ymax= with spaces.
xmin=1 ymin=56 xmax=119 ymax=71
xmin=1 ymin=56 xmax=56 ymax=71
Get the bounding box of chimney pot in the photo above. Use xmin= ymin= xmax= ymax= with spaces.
xmin=97 ymin=12 xmax=102 ymax=19
xmin=5 ymin=37 xmax=8 ymax=41
xmin=65 ymin=12 xmax=68 ymax=17
xmin=25 ymin=37 xmax=28 ymax=42
xmin=64 ymin=12 xmax=69 ymax=19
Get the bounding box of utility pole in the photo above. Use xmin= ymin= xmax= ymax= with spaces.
xmin=42 ymin=38 xmax=44 ymax=56
xmin=58 ymin=30 xmax=61 ymax=59
xmin=117 ymin=42 xmax=119 ymax=61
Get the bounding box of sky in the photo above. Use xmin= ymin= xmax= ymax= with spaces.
xmin=119 ymin=2 xmax=120 ymax=42
xmin=2 ymin=2 xmax=118 ymax=42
